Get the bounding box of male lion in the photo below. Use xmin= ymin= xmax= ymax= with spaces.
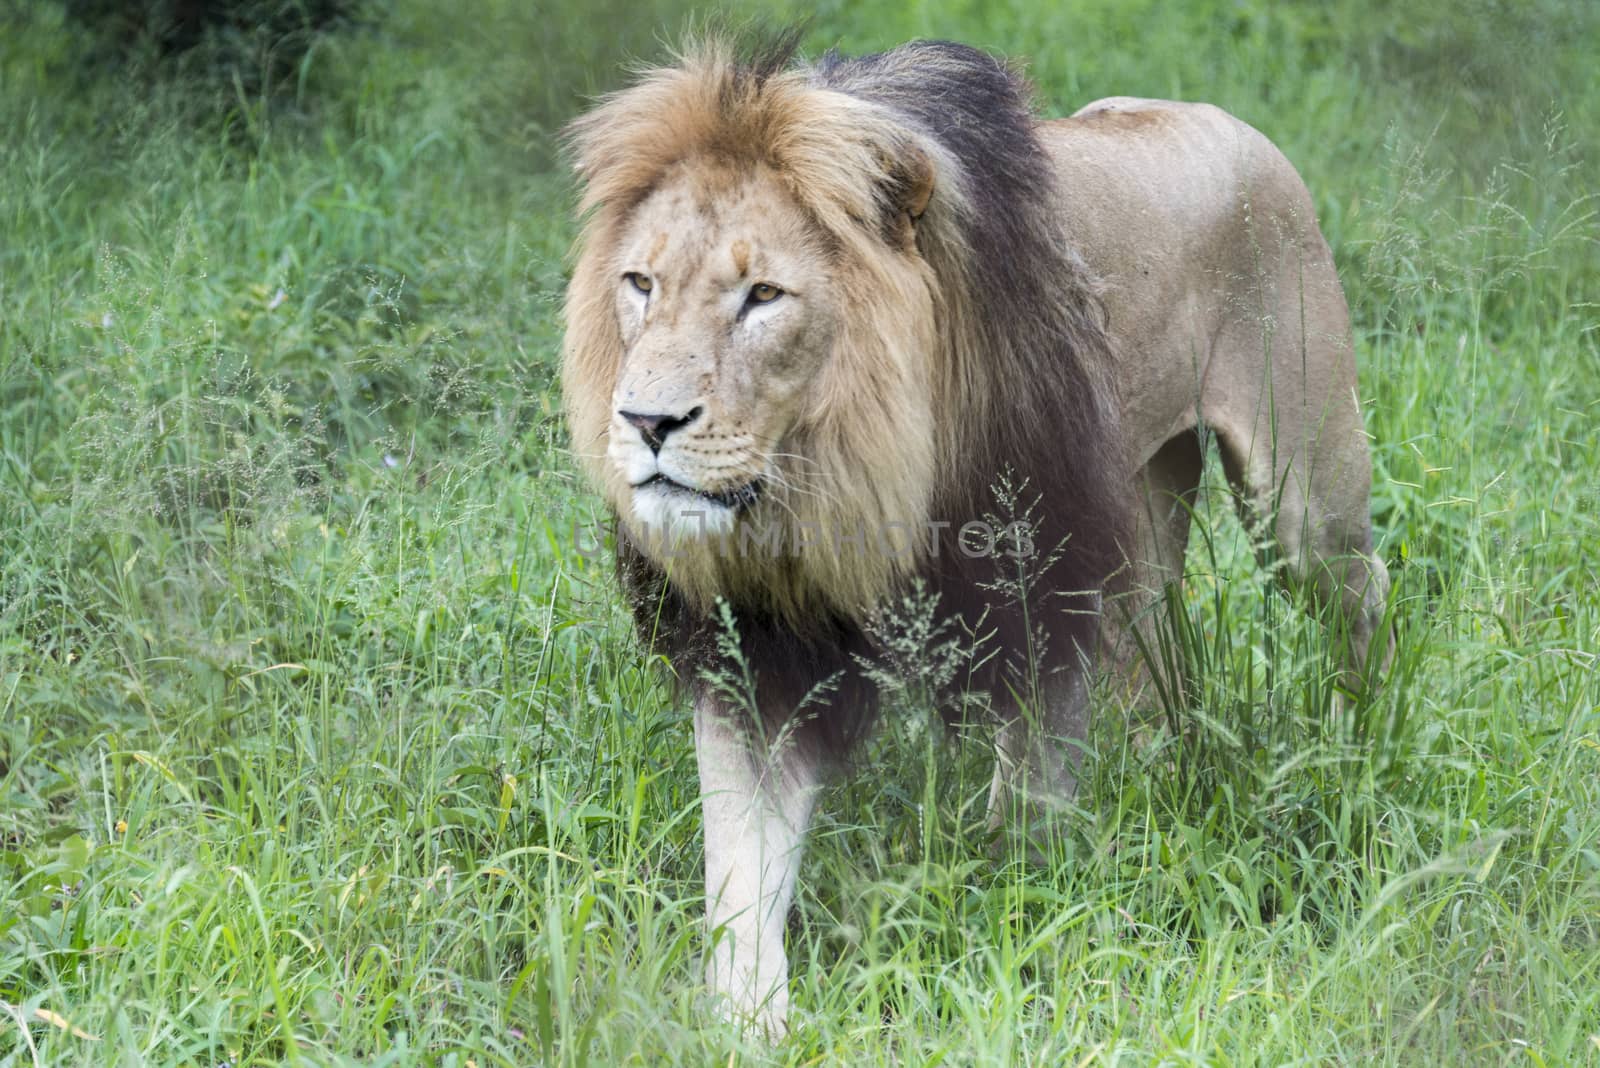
xmin=561 ymin=38 xmax=1390 ymax=1034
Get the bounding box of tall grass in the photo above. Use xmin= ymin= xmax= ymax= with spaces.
xmin=2 ymin=1 xmax=1597 ymax=1063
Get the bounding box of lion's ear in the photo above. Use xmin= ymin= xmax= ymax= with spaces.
xmin=896 ymin=145 xmax=936 ymax=220
xmin=881 ymin=144 xmax=935 ymax=249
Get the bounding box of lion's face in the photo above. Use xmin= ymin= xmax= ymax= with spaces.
xmin=606 ymin=163 xmax=839 ymax=541
xmin=565 ymin=68 xmax=948 ymax=617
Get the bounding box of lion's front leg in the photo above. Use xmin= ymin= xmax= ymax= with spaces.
xmin=694 ymin=689 xmax=819 ymax=1037
xmin=986 ymin=668 xmax=1090 ymax=843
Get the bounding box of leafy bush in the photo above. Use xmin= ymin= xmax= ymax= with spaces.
xmin=60 ymin=0 xmax=361 ymax=94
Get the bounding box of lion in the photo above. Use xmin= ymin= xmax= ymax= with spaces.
xmin=561 ymin=36 xmax=1391 ymax=1034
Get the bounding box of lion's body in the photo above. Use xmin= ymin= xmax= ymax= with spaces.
xmin=1042 ymin=99 xmax=1388 ymax=668
xmin=561 ymin=40 xmax=1389 ymax=1035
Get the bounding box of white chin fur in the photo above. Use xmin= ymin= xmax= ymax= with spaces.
xmin=630 ymin=484 xmax=738 ymax=545
xmin=609 ymin=441 xmax=658 ymax=487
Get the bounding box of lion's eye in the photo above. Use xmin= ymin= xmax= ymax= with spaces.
xmin=747 ymin=283 xmax=783 ymax=305
xmin=624 ymin=272 xmax=654 ymax=295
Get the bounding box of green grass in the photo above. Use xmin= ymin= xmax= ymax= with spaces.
xmin=2 ymin=0 xmax=1598 ymax=1063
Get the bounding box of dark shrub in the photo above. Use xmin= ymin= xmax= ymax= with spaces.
xmin=62 ymin=0 xmax=361 ymax=93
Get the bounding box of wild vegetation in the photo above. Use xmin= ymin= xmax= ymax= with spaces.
xmin=2 ymin=1 xmax=1596 ymax=1063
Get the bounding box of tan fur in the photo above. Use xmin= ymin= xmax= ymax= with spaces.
xmin=563 ymin=46 xmax=1389 ymax=670
xmin=562 ymin=43 xmax=1392 ymax=1038
xmin=1048 ymin=97 xmax=1390 ymax=674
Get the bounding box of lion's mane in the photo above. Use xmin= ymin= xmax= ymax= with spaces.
xmin=563 ymin=37 xmax=1132 ymax=758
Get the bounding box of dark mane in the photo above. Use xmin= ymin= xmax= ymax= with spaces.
xmin=611 ymin=40 xmax=1133 ymax=761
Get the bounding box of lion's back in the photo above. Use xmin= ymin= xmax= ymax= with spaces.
xmin=1038 ymin=97 xmax=1345 ymax=459
xmin=1047 ymin=96 xmax=1325 ymax=271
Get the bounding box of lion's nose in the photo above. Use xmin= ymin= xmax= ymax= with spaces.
xmin=619 ymin=405 xmax=704 ymax=453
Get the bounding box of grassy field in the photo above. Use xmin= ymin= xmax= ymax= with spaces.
xmin=2 ymin=1 xmax=1598 ymax=1063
